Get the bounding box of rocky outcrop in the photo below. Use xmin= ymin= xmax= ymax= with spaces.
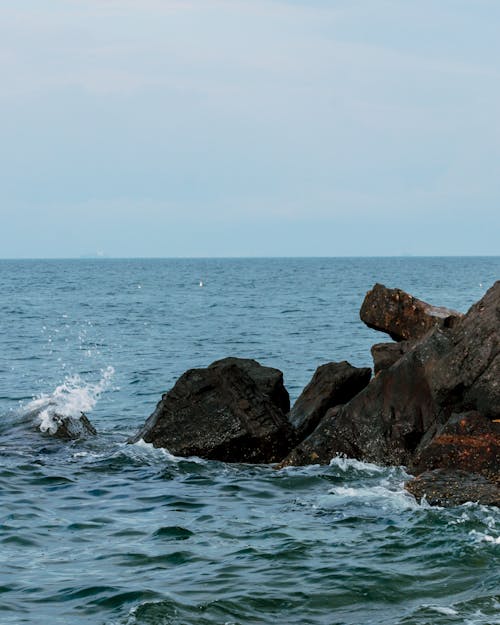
xmin=129 ymin=358 xmax=294 ymax=463
xmin=406 ymin=470 xmax=500 ymax=507
xmin=287 ymin=361 xmax=371 ymax=440
xmin=360 ymin=283 xmax=462 ymax=342
xmin=281 ymin=282 xmax=500 ymax=480
xmin=128 ymin=282 xmax=499 ymax=506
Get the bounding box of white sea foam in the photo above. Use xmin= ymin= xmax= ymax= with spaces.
xmin=469 ymin=530 xmax=500 ymax=545
xmin=329 ymin=454 xmax=385 ymax=474
xmin=327 ymin=483 xmax=424 ymax=511
xmin=427 ymin=605 xmax=459 ymax=616
xmin=23 ymin=366 xmax=114 ymax=434
xmin=129 ymin=439 xmax=206 ymax=464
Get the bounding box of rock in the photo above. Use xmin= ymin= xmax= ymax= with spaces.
xmin=282 ymin=281 xmax=500 ymax=469
xmin=371 ymin=341 xmax=412 ymax=374
xmin=52 ymin=413 xmax=97 ymax=440
xmin=405 ymin=469 xmax=500 ymax=507
xmin=129 ymin=358 xmax=294 ymax=463
xmin=209 ymin=357 xmax=290 ymax=414
xmin=279 ymin=406 xmax=353 ymax=467
xmin=360 ymin=283 xmax=462 ymax=342
xmin=410 ymin=411 xmax=500 ymax=483
xmin=287 ymin=361 xmax=371 ymax=440
xmin=281 ymin=349 xmax=437 ymax=467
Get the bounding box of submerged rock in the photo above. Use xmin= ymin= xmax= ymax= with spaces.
xmin=129 ymin=357 xmax=294 ymax=463
xmin=52 ymin=413 xmax=97 ymax=440
xmin=360 ymin=283 xmax=462 ymax=342
xmin=405 ymin=469 xmax=500 ymax=507
xmin=287 ymin=361 xmax=371 ymax=440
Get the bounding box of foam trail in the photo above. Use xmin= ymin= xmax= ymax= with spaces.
xmin=23 ymin=366 xmax=114 ymax=434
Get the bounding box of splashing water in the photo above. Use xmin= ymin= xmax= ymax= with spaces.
xmin=23 ymin=366 xmax=114 ymax=434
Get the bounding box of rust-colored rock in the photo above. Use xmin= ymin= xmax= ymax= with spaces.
xmin=410 ymin=411 xmax=500 ymax=484
xmin=360 ymin=283 xmax=462 ymax=342
xmin=405 ymin=469 xmax=500 ymax=507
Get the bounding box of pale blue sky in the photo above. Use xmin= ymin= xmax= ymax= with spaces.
xmin=1 ymin=0 xmax=499 ymax=257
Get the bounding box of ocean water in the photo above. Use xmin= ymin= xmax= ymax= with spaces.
xmin=0 ymin=257 xmax=499 ymax=625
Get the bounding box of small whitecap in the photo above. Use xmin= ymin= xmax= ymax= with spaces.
xmin=329 ymin=454 xmax=384 ymax=474
xmin=328 ymin=484 xmax=424 ymax=511
xmin=469 ymin=529 xmax=500 ymax=544
xmin=426 ymin=605 xmax=459 ymax=616
xmin=128 ymin=439 xmax=206 ymax=464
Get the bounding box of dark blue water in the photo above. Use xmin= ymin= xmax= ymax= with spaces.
xmin=1 ymin=257 xmax=499 ymax=625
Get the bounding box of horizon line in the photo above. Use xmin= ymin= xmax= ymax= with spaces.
xmin=1 ymin=254 xmax=499 ymax=261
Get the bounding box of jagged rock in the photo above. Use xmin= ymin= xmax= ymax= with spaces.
xmin=287 ymin=361 xmax=371 ymax=440
xmin=371 ymin=341 xmax=412 ymax=374
xmin=360 ymin=283 xmax=462 ymax=342
xmin=405 ymin=469 xmax=500 ymax=507
xmin=129 ymin=358 xmax=294 ymax=463
xmin=209 ymin=357 xmax=290 ymax=414
xmin=410 ymin=411 xmax=500 ymax=483
xmin=281 ymin=281 xmax=500 ymax=469
xmin=53 ymin=413 xmax=97 ymax=440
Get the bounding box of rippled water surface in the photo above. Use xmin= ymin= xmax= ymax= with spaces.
xmin=1 ymin=257 xmax=499 ymax=625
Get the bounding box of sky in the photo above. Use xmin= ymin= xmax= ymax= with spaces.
xmin=1 ymin=0 xmax=499 ymax=258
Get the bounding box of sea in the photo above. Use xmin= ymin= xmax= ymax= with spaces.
xmin=0 ymin=257 xmax=499 ymax=625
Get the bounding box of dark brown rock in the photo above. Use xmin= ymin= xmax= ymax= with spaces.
xmin=288 ymin=361 xmax=371 ymax=439
xmin=282 ymin=281 xmax=500 ymax=469
xmin=360 ymin=283 xmax=462 ymax=342
xmin=405 ymin=469 xmax=500 ymax=507
xmin=410 ymin=411 xmax=500 ymax=483
xmin=209 ymin=357 xmax=290 ymax=414
xmin=129 ymin=358 xmax=294 ymax=463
